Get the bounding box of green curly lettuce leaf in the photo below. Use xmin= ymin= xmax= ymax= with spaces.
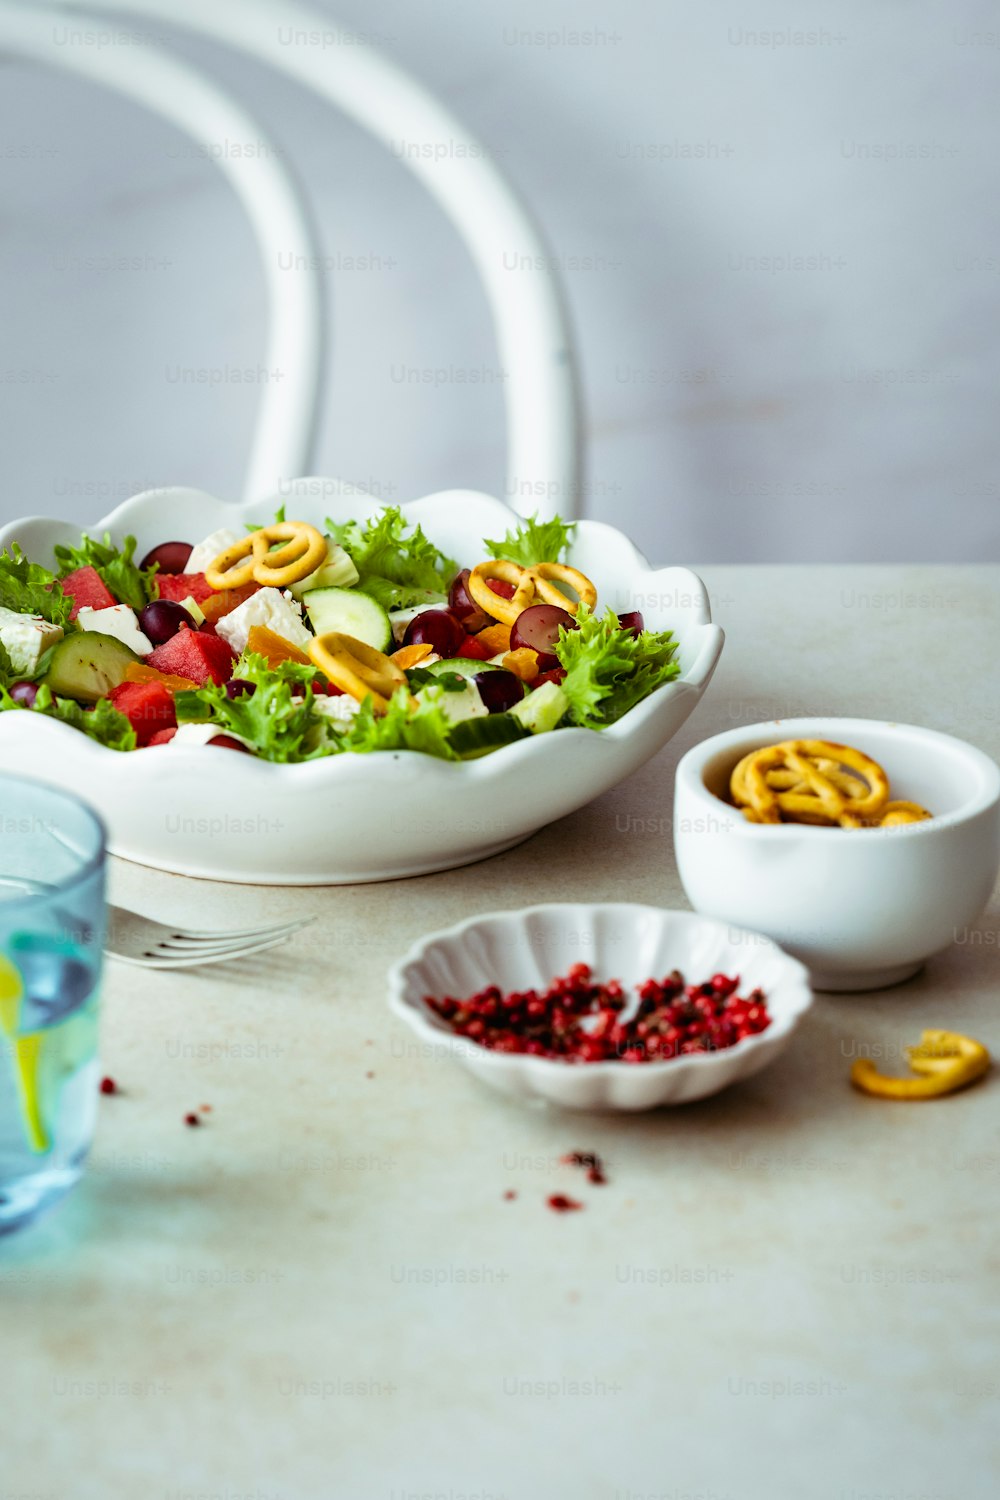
xmin=173 ymin=652 xmax=339 ymax=763
xmin=53 ymin=532 xmax=151 ymax=612
xmin=327 ymin=506 xmax=458 ymax=610
xmin=337 ymin=686 xmax=459 ymax=760
xmin=555 ymin=605 xmax=680 ymax=729
xmin=0 ymin=545 xmax=72 ymax=627
xmin=484 ymin=512 xmax=576 ymax=567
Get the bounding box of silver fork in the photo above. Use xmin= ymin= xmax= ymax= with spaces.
xmin=105 ymin=904 xmax=314 ymax=969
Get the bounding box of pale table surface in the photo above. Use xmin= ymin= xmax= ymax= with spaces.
xmin=4 ymin=565 xmax=999 ymax=1500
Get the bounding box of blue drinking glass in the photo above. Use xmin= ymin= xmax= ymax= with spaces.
xmin=0 ymin=774 xmax=106 ymax=1234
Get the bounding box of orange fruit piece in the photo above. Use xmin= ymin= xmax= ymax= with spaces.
xmin=391 ymin=642 xmax=434 ymax=671
xmin=246 ymin=623 xmax=311 ymax=667
xmin=502 ymin=648 xmax=540 ymax=683
xmin=476 ymin=622 xmax=512 ymax=656
xmin=200 ymin=581 xmax=260 ymax=624
xmin=124 ymin=662 xmax=198 ymax=692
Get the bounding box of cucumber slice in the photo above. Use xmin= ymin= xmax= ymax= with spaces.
xmin=287 ymin=542 xmax=360 ymax=599
xmin=303 ymin=587 xmax=391 ymax=651
xmin=510 ymin=681 xmax=569 ymax=734
xmin=449 ymin=713 xmax=530 ymax=759
xmin=42 ymin=632 xmax=140 ymax=704
xmin=421 ymin=658 xmax=503 ymax=681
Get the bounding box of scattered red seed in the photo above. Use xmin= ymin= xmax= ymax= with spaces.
xmin=99 ymin=1076 xmax=118 ymax=1095
xmin=503 ymin=1190 xmax=517 ymax=1201
xmin=548 ymin=1194 xmax=584 ymax=1213
xmin=424 ymin=964 xmax=770 ymax=1063
xmin=184 ymin=1112 xmax=201 ymax=1128
xmin=562 ymin=1151 xmax=608 ymax=1185
xmin=365 ymin=1071 xmax=375 ymax=1079
xmin=198 ymin=1104 xmax=212 ymax=1113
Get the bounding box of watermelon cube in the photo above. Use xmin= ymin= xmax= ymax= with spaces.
xmin=147 ymin=629 xmax=235 ymax=686
xmin=155 ymin=572 xmax=216 ymax=605
xmin=108 ymin=680 xmax=176 ymax=747
xmin=60 ymin=565 xmax=117 ymax=619
xmin=148 ymin=727 xmax=177 ymax=746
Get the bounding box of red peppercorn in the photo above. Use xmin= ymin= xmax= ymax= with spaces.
xmin=422 ymin=969 xmax=768 ymax=1065
xmin=184 ymin=1112 xmax=201 ymax=1128
xmin=548 ymin=1194 xmax=584 ymax=1213
xmin=99 ymin=1075 xmax=118 ymax=1095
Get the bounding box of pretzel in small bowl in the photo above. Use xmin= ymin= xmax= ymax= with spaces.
xmin=730 ymin=740 xmax=933 ymax=828
xmin=731 ymin=740 xmax=892 ymax=827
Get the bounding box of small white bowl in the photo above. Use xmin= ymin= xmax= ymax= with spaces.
xmin=387 ymin=904 xmax=813 ymax=1111
xmin=674 ymin=718 xmax=1000 ymax=992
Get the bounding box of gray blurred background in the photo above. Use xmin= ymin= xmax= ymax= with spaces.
xmin=0 ymin=0 xmax=997 ymax=562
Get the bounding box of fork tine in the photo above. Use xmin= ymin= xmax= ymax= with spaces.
xmin=111 ymin=931 xmax=299 ymax=970
xmin=166 ymin=916 xmax=315 ymax=944
xmin=157 ymin=919 xmax=312 ymax=953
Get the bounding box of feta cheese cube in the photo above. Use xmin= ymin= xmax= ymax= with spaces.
xmin=76 ymin=604 xmax=152 ymax=656
xmin=215 ymin=587 xmax=313 ymax=656
xmin=311 ymin=693 xmax=360 ymax=724
xmin=0 ymin=607 xmax=63 ymax=675
xmin=187 ymin=527 xmax=241 ymax=574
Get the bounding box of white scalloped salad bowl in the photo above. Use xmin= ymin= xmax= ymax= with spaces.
xmin=0 ymin=483 xmax=724 ymax=884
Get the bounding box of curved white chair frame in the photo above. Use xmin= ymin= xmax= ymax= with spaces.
xmin=3 ymin=0 xmax=582 ymax=518
xmin=0 ymin=2 xmax=325 ymax=508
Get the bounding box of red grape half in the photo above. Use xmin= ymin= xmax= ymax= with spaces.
xmin=510 ymin=604 xmax=575 ymax=671
xmin=140 ymin=541 xmax=193 ymax=574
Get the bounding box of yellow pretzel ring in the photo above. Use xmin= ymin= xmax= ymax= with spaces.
xmin=851 ymin=1029 xmax=990 ymax=1099
xmin=866 ymin=800 xmax=933 ymax=828
xmin=308 ymin=631 xmax=410 ymax=715
xmin=204 ymin=530 xmax=268 ymax=589
xmin=731 ymin=740 xmax=890 ymax=827
xmin=466 ymin=559 xmax=598 ymax=627
xmin=205 ymin=521 xmax=327 ymax=590
xmin=466 ymin=560 xmax=535 ymax=626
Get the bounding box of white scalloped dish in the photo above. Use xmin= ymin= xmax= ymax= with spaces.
xmin=388 ymin=905 xmax=813 ymax=1111
xmin=0 ymin=484 xmax=724 ymax=884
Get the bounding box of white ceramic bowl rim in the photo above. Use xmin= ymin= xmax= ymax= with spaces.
xmin=677 ymin=718 xmax=1000 ymax=837
xmin=388 ymin=902 xmax=813 ymax=1076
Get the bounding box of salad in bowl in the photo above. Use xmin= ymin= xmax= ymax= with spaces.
xmin=0 ymin=506 xmax=684 ymax=762
xmin=0 ymin=485 xmax=723 ymax=882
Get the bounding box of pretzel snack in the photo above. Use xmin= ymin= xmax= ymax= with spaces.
xmin=729 ymin=740 xmax=932 ymax=829
xmin=467 ymin=559 xmax=598 ymax=628
xmin=851 ymin=1029 xmax=990 ymax=1099
xmin=205 ymin=521 xmax=327 ymax=590
xmin=731 ymin=740 xmax=890 ymax=827
xmin=308 ymin=632 xmax=410 ymax=714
